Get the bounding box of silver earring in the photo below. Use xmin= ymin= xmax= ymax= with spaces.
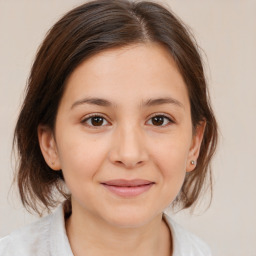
xmin=191 ymin=160 xmax=195 ymax=165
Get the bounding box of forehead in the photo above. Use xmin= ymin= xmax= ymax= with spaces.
xmin=70 ymin=43 xmax=182 ymax=83
xmin=61 ymin=43 xmax=189 ymax=110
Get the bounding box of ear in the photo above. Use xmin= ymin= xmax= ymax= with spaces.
xmin=186 ymin=121 xmax=206 ymax=172
xmin=37 ymin=125 xmax=61 ymax=171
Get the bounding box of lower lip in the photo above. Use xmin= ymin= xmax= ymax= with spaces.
xmin=102 ymin=183 xmax=154 ymax=197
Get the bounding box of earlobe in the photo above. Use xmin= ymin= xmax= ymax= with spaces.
xmin=186 ymin=121 xmax=206 ymax=172
xmin=37 ymin=125 xmax=61 ymax=170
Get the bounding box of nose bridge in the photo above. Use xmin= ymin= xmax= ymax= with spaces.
xmin=109 ymin=121 xmax=148 ymax=168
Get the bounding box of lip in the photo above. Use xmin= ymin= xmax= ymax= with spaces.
xmin=101 ymin=179 xmax=155 ymax=197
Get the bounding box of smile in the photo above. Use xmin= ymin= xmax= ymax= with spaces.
xmin=101 ymin=179 xmax=155 ymax=197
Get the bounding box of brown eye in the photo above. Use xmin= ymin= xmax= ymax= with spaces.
xmin=83 ymin=115 xmax=109 ymax=127
xmin=147 ymin=115 xmax=173 ymax=127
xmin=91 ymin=116 xmax=104 ymax=126
xmin=152 ymin=116 xmax=164 ymax=126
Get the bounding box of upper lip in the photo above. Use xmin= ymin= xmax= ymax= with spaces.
xmin=101 ymin=179 xmax=154 ymax=187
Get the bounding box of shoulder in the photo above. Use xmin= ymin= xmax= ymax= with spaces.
xmin=0 ymin=213 xmax=52 ymax=256
xmin=0 ymin=204 xmax=72 ymax=256
xmin=163 ymin=214 xmax=212 ymax=256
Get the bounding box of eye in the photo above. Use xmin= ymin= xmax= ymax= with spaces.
xmin=146 ymin=114 xmax=174 ymax=127
xmin=82 ymin=114 xmax=109 ymax=127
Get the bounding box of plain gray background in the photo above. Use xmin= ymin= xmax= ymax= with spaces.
xmin=1 ymin=1 xmax=256 ymax=255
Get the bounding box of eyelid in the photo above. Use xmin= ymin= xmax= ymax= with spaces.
xmin=146 ymin=113 xmax=175 ymax=126
xmin=81 ymin=113 xmax=176 ymax=129
xmin=81 ymin=113 xmax=111 ymax=127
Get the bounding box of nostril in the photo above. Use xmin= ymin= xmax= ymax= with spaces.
xmin=114 ymin=160 xmax=144 ymax=169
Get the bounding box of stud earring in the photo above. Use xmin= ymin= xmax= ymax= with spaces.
xmin=191 ymin=160 xmax=196 ymax=165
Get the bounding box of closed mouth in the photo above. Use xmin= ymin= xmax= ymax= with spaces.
xmin=101 ymin=179 xmax=155 ymax=186
xmin=101 ymin=179 xmax=155 ymax=197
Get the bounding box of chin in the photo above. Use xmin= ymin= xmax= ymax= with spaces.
xmin=102 ymin=207 xmax=159 ymax=229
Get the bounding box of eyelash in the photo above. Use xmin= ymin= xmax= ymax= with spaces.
xmin=81 ymin=113 xmax=175 ymax=128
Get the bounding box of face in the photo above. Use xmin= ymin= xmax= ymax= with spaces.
xmin=39 ymin=43 xmax=204 ymax=228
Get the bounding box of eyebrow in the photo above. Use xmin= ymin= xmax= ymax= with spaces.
xmin=142 ymin=97 xmax=184 ymax=109
xmin=71 ymin=96 xmax=184 ymax=109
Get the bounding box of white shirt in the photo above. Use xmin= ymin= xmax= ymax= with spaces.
xmin=0 ymin=204 xmax=211 ymax=256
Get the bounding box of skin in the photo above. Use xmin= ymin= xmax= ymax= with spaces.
xmin=38 ymin=43 xmax=205 ymax=256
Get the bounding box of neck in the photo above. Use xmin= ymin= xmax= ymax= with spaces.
xmin=65 ymin=201 xmax=172 ymax=256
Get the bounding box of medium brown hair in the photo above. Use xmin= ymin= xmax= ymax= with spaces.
xmin=14 ymin=0 xmax=218 ymax=214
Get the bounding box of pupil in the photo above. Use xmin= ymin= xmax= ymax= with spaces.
xmin=92 ymin=117 xmax=103 ymax=126
xmin=152 ymin=116 xmax=164 ymax=126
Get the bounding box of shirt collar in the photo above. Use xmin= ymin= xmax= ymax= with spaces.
xmin=49 ymin=202 xmax=180 ymax=256
xmin=49 ymin=202 xmax=74 ymax=256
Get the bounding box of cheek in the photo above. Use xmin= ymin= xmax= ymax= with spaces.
xmin=150 ymin=130 xmax=191 ymax=171
xmin=149 ymin=132 xmax=191 ymax=193
xmin=153 ymin=145 xmax=188 ymax=206
xmin=55 ymin=131 xmax=110 ymax=187
xmin=154 ymin=144 xmax=188 ymax=182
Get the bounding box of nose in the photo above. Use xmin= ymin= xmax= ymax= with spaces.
xmin=108 ymin=124 xmax=149 ymax=169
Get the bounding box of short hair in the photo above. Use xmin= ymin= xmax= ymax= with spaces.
xmin=14 ymin=0 xmax=218 ymax=215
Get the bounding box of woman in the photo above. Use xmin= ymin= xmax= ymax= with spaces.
xmin=0 ymin=0 xmax=218 ymax=255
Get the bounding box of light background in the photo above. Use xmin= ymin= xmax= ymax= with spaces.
xmin=0 ymin=1 xmax=256 ymax=255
